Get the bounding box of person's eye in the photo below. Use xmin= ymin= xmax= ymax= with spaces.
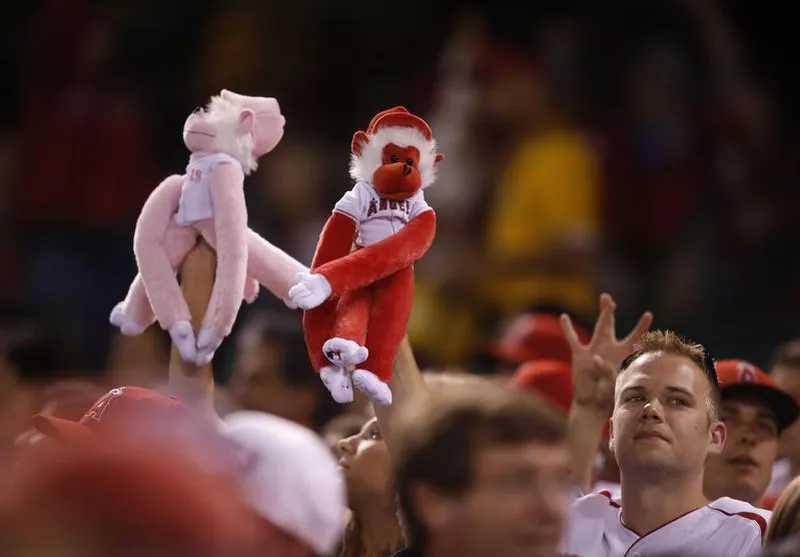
xmin=669 ymin=398 xmax=688 ymax=406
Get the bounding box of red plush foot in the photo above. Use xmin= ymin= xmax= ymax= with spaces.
xmin=323 ymin=338 xmax=369 ymax=367
xmin=320 ymin=365 xmax=354 ymax=403
xmin=352 ymin=370 xmax=392 ymax=406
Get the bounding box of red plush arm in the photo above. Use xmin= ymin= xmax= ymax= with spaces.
xmin=317 ymin=210 xmax=436 ymax=296
xmin=311 ymin=212 xmax=357 ymax=271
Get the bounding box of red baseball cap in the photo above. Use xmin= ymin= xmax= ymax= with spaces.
xmin=510 ymin=359 xmax=611 ymax=437
xmin=510 ymin=360 xmax=574 ymax=413
xmin=486 ymin=313 xmax=590 ymax=365
xmin=715 ymin=359 xmax=800 ymax=432
xmin=31 ymin=386 xmax=192 ymax=444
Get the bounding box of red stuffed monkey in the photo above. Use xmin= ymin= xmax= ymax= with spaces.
xmin=289 ymin=107 xmax=443 ymax=405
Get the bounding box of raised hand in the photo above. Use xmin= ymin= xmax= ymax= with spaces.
xmin=560 ymin=293 xmax=653 ymax=415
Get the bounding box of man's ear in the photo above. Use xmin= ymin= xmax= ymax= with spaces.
xmin=351 ymin=131 xmax=369 ymax=157
xmin=607 ymin=417 xmax=615 ymax=452
xmin=708 ymin=420 xmax=727 ymax=456
xmin=236 ymin=109 xmax=256 ymax=135
xmin=410 ymin=483 xmax=458 ymax=531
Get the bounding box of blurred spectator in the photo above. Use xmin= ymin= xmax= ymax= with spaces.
xmin=106 ymin=328 xmax=170 ymax=388
xmin=765 ymin=476 xmax=800 ymax=550
xmin=474 ymin=311 xmax=590 ymax=373
xmin=393 ymin=382 xmax=569 ymax=557
xmin=224 ymin=410 xmax=346 ymax=557
xmin=0 ymin=446 xmax=258 ymax=557
xmin=765 ymin=340 xmax=800 ymax=506
xmin=704 ymin=360 xmax=799 ymax=506
xmin=29 ymin=385 xmax=237 ymax=475
xmin=225 ymin=309 xmax=340 ymax=431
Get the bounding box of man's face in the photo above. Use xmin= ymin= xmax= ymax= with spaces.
xmin=610 ymin=353 xmax=725 ymax=477
xmin=437 ymin=442 xmax=571 ymax=557
xmin=772 ymin=365 xmax=800 ymax=461
xmin=703 ymin=396 xmax=779 ymax=504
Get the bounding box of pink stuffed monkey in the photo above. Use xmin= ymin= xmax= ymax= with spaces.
xmin=110 ymin=90 xmax=308 ymax=365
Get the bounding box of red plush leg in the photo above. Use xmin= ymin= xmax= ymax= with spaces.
xmin=361 ymin=266 xmax=414 ymax=383
xmin=331 ymin=287 xmax=372 ymax=345
xmin=317 ymin=210 xmax=435 ymax=296
xmin=301 ymin=212 xmax=357 ymax=372
xmin=303 ymin=301 xmax=338 ymax=372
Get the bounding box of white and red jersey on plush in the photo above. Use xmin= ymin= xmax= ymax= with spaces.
xmin=174 ymin=152 xmax=242 ymax=226
xmin=333 ymin=181 xmax=432 ymax=247
xmin=558 ymin=490 xmax=770 ymax=557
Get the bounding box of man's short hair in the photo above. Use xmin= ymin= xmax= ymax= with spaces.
xmin=392 ymin=383 xmax=566 ymax=550
xmin=769 ymin=340 xmax=800 ymax=373
xmin=620 ymin=330 xmax=721 ymax=420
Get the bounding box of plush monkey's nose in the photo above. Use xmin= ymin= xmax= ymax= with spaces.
xmin=402 ymin=163 xmax=411 ymax=176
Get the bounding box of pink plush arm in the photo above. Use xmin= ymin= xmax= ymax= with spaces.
xmin=316 ymin=210 xmax=436 ymax=296
xmin=247 ymin=231 xmax=309 ymax=300
xmin=134 ymin=174 xmax=192 ymax=329
xmin=202 ymin=162 xmax=248 ymax=337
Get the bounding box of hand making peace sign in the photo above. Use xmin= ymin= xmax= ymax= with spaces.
xmin=560 ymin=293 xmax=653 ymax=416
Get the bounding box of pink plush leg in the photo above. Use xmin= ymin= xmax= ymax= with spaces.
xmin=243 ymin=276 xmax=260 ymax=303
xmin=246 ymin=229 xmax=308 ymax=300
xmin=135 ymin=221 xmax=198 ymax=330
xmin=361 ymin=266 xmax=414 ymax=383
xmin=114 ymin=273 xmax=156 ymax=332
xmin=115 ymin=225 xmax=199 ymax=330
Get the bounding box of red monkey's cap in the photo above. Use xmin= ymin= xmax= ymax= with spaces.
xmin=365 ymin=106 xmax=433 ymax=140
xmin=715 ymin=359 xmax=800 ymax=432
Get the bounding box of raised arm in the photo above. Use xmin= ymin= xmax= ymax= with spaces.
xmin=373 ymin=336 xmax=428 ymax=456
xmin=562 ymin=294 xmax=653 ymax=493
xmin=316 ymin=210 xmax=436 ymax=296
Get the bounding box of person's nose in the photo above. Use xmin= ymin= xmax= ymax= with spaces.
xmin=641 ymin=400 xmax=664 ymax=423
xmin=336 ymin=434 xmax=357 ymax=458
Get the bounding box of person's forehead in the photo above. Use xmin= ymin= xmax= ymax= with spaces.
xmin=721 ymin=396 xmax=776 ymax=420
xmin=475 ymin=442 xmax=568 ymax=471
xmin=619 ymin=352 xmax=707 ymax=393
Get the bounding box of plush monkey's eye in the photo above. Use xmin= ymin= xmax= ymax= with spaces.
xmin=390 ymin=154 xmax=399 ymax=163
xmin=406 ymin=158 xmax=415 ymax=166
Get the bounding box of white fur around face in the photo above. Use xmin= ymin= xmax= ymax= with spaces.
xmin=349 ymin=126 xmax=438 ymax=188
xmin=205 ymin=95 xmax=258 ymax=175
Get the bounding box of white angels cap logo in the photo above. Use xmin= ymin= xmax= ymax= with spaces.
xmin=85 ymin=387 xmax=125 ymax=423
xmin=736 ymin=363 xmax=758 ymax=384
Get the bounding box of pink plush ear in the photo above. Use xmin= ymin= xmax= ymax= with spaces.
xmin=351 ymin=131 xmax=369 ymax=156
xmin=434 ymin=153 xmax=445 ymax=164
xmin=236 ymin=109 xmax=256 ymax=135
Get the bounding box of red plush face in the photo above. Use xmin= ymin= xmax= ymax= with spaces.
xmin=372 ymin=143 xmax=422 ymax=200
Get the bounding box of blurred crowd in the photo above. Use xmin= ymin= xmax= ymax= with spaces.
xmin=2 ymin=0 xmax=800 ymax=556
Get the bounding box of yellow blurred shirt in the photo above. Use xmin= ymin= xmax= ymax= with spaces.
xmin=482 ymin=128 xmax=599 ymax=315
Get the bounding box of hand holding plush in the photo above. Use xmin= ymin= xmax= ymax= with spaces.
xmin=290 ymin=107 xmax=443 ymax=405
xmin=111 ymin=90 xmax=308 ymax=365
